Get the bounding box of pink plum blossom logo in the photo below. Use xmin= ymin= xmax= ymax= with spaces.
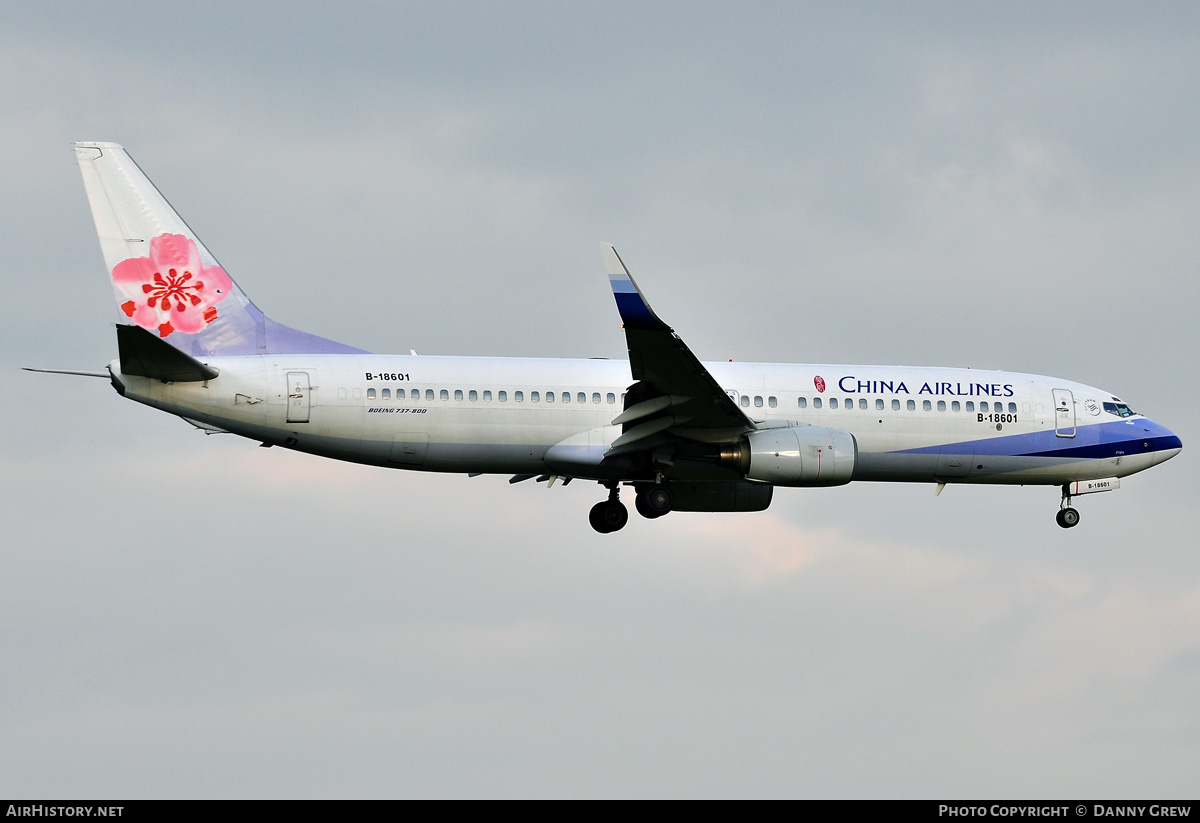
xmin=112 ymin=233 xmax=232 ymax=338
xmin=814 ymin=375 xmax=826 ymax=393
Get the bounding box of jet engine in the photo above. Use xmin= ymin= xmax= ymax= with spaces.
xmin=718 ymin=426 xmax=857 ymax=486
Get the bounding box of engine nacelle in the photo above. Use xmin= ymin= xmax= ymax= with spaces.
xmin=668 ymin=481 xmax=774 ymax=512
xmin=719 ymin=426 xmax=857 ymax=487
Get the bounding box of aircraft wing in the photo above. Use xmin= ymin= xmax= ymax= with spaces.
xmin=603 ymin=245 xmax=754 ymax=456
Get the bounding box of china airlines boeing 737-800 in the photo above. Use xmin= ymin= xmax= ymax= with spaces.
xmin=31 ymin=142 xmax=1182 ymax=533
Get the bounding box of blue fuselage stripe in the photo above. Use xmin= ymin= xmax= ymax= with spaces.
xmin=892 ymin=420 xmax=1181 ymax=460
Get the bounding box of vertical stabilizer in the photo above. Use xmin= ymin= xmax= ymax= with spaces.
xmin=74 ymin=142 xmax=365 ymax=356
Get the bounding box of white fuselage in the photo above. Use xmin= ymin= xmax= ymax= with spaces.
xmin=109 ymin=354 xmax=1180 ymax=487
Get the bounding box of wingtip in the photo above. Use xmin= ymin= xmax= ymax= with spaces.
xmin=600 ymin=243 xmax=630 ymax=277
xmin=602 ymin=245 xmax=670 ymax=331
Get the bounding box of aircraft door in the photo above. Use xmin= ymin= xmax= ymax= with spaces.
xmin=1052 ymin=388 xmax=1075 ymax=438
xmin=286 ymin=371 xmax=311 ymax=423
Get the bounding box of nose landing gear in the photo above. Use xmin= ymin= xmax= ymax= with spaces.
xmin=1057 ymin=484 xmax=1080 ymax=529
xmin=1056 ymin=507 xmax=1080 ymax=528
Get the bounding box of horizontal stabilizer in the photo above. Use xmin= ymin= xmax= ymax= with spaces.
xmin=117 ymin=324 xmax=218 ymax=382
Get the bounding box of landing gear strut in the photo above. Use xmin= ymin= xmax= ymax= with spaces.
xmin=1057 ymin=484 xmax=1080 ymax=529
xmin=635 ymin=484 xmax=673 ymax=519
xmin=589 ymin=483 xmax=628 ymax=533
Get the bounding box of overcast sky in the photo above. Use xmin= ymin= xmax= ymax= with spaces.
xmin=2 ymin=0 xmax=1198 ymax=798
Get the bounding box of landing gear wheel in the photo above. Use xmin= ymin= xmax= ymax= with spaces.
xmin=589 ymin=502 xmax=608 ymax=532
xmin=1056 ymin=507 xmax=1080 ymax=529
xmin=646 ymin=484 xmax=673 ymax=515
xmin=635 ymin=484 xmax=673 ymax=519
xmin=589 ymin=500 xmax=629 ymax=533
xmin=635 ymin=494 xmax=658 ymax=519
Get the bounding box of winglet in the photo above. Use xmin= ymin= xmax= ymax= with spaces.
xmin=602 ymin=244 xmax=670 ymax=331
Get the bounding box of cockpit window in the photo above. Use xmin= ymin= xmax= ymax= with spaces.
xmin=1103 ymin=401 xmax=1135 ymax=418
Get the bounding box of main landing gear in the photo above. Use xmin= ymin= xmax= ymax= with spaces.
xmin=589 ymin=484 xmax=628 ymax=534
xmin=589 ymin=483 xmax=675 ymax=533
xmin=635 ymin=484 xmax=673 ymax=520
xmin=1057 ymin=484 xmax=1080 ymax=529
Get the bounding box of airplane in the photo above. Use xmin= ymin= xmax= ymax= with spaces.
xmin=29 ymin=142 xmax=1182 ymax=533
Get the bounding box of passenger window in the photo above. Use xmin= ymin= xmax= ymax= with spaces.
xmin=892 ymin=399 xmax=900 ymax=410
xmin=922 ymin=400 xmax=931 ymax=411
xmin=980 ymin=401 xmax=989 ymax=412
xmin=499 ymin=390 xmax=507 ymax=401
xmin=619 ymin=393 xmax=625 ymax=403
xmin=578 ymin=393 xmax=586 ymax=404
xmin=382 ymin=388 xmax=390 ymax=399
xmin=876 ymin=399 xmax=884 ymax=410
xmin=829 ymin=398 xmax=839 ymax=409
xmin=546 ymin=392 xmax=554 ymax=403
xmin=440 ymin=389 xmax=448 ymax=400
xmin=769 ymin=396 xmax=777 ymax=408
xmin=469 ymin=390 xmax=478 ymax=401
xmin=754 ymin=396 xmax=763 ymax=408
xmin=426 ymin=389 xmax=434 ymax=400
xmin=561 ymin=392 xmax=570 ymax=404
xmin=531 ymin=391 xmax=540 ymax=402
xmin=515 ymin=391 xmax=523 ymax=402
xmin=952 ymin=401 xmax=960 ymax=412
xmin=483 ymin=390 xmax=491 ymax=401
xmin=965 ymin=401 xmax=974 ymax=412
xmin=1008 ymin=402 xmax=1017 ymax=413
xmin=798 ymin=397 xmax=807 ymax=408
xmin=740 ymin=396 xmax=750 ymax=407
xmin=907 ymin=400 xmax=915 ymax=411
xmin=593 ymin=393 xmax=602 ymax=404
xmin=937 ymin=400 xmax=946 ymax=412
xmin=454 ymin=389 xmax=463 ymax=401
xmin=813 ymin=398 xmax=822 ymax=409
xmin=367 ymin=388 xmax=376 ymax=399
xmin=859 ymin=398 xmax=868 ymax=410
xmin=844 ymin=398 xmax=853 ymax=410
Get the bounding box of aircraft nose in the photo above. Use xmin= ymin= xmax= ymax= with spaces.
xmin=1143 ymin=419 xmax=1182 ymax=463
